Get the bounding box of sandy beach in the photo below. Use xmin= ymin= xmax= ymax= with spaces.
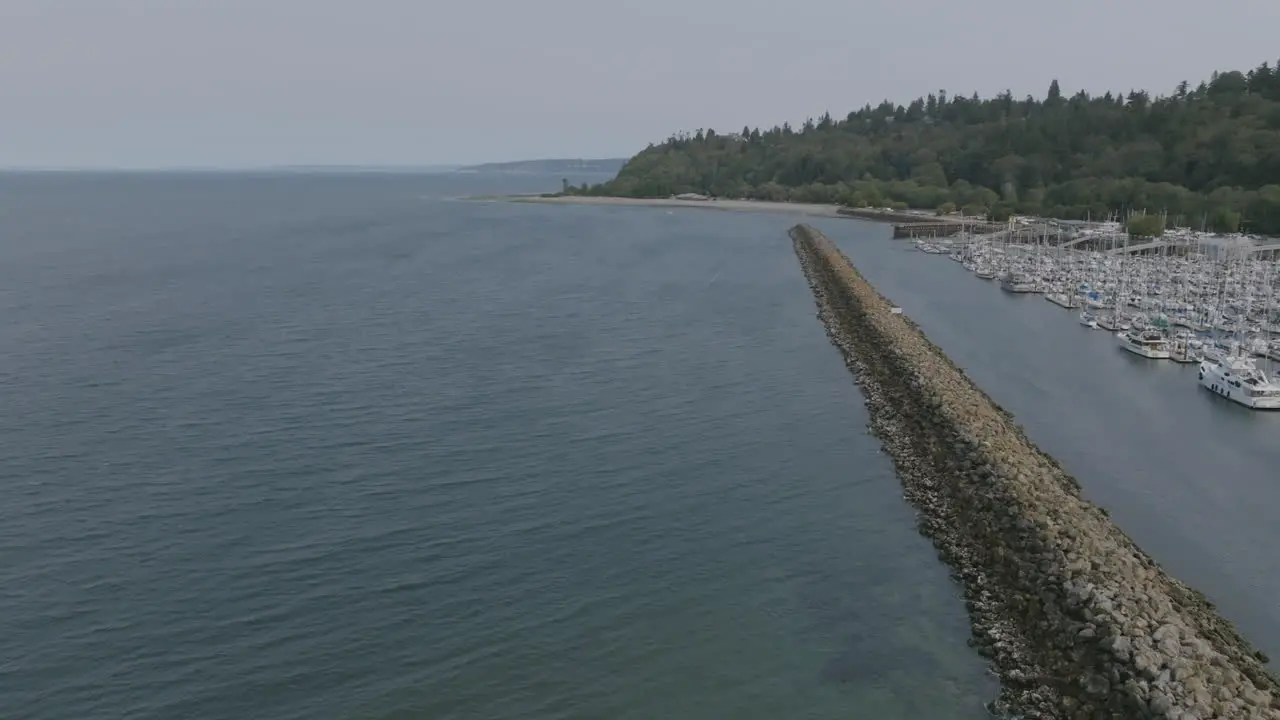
xmin=494 ymin=194 xmax=847 ymax=217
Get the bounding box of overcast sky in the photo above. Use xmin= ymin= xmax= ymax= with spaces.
xmin=2 ymin=0 xmax=1279 ymax=168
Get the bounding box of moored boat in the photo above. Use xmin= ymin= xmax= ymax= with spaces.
xmin=1199 ymin=354 xmax=1280 ymax=409
xmin=1045 ymin=292 xmax=1079 ymax=308
xmin=999 ymin=271 xmax=1038 ymax=293
xmin=1117 ymin=328 xmax=1170 ymax=359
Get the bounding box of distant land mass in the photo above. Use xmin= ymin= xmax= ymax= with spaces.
xmin=267 ymin=164 xmax=462 ymax=173
xmin=570 ymin=60 xmax=1280 ymax=235
xmin=455 ymin=158 xmax=626 ymax=174
xmin=2 ymin=165 xmax=464 ymax=174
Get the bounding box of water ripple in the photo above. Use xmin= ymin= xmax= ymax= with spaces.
xmin=0 ymin=174 xmax=993 ymax=720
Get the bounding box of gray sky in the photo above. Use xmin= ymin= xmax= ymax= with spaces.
xmin=3 ymin=0 xmax=1279 ymax=168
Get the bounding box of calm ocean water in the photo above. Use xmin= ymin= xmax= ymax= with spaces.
xmin=0 ymin=173 xmax=994 ymax=719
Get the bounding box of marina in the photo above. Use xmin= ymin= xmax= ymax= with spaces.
xmin=913 ymin=222 xmax=1280 ymax=411
xmin=796 ymin=223 xmax=1280 ymax=717
xmin=815 ymin=213 xmax=1280 ymax=669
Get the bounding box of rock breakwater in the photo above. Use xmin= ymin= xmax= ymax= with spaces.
xmin=790 ymin=224 xmax=1278 ymax=719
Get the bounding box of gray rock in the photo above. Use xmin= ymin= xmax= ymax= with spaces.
xmin=1154 ymin=624 xmax=1182 ymax=643
xmin=1104 ymin=634 xmax=1134 ymax=659
xmin=1083 ymin=673 xmax=1110 ymax=697
xmin=1150 ymin=691 xmax=1175 ymax=714
xmin=1160 ymin=635 xmax=1185 ymax=658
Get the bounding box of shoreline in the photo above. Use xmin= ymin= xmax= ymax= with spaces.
xmin=474 ymin=194 xmax=985 ymax=228
xmin=474 ymin=194 xmax=849 ymax=218
xmin=790 ymin=223 xmax=1278 ymax=718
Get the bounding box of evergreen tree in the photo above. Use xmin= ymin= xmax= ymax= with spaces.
xmin=1046 ymin=79 xmax=1062 ymax=106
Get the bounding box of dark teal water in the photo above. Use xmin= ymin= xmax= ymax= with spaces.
xmin=0 ymin=173 xmax=993 ymax=719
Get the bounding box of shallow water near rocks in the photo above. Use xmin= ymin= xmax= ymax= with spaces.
xmin=0 ymin=173 xmax=994 ymax=719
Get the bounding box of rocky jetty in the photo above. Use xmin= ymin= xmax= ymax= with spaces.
xmin=789 ymin=223 xmax=1278 ymax=719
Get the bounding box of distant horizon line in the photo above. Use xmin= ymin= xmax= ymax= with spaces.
xmin=0 ymin=164 xmax=463 ymax=173
xmin=0 ymin=157 xmax=629 ymax=173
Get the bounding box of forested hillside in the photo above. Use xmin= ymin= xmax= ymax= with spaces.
xmin=573 ymin=64 xmax=1280 ymax=233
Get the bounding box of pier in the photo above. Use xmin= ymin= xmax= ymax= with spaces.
xmin=1107 ymin=239 xmax=1187 ymax=255
xmin=1249 ymin=242 xmax=1280 ymax=259
xmin=837 ymin=207 xmax=945 ymax=224
xmin=889 ymin=220 xmax=1003 ymax=238
xmin=835 ymin=207 xmax=1000 ymax=236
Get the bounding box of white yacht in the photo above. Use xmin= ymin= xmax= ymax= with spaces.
xmin=1078 ymin=311 xmax=1098 ymax=329
xmin=974 ymin=265 xmax=997 ymax=280
xmin=1117 ymin=328 xmax=1170 ymax=359
xmin=1199 ymin=354 xmax=1280 ymax=409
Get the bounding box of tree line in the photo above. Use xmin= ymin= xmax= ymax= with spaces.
xmin=568 ymin=64 xmax=1280 ymax=234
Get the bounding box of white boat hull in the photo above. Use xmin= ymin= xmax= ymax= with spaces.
xmin=1199 ymin=362 xmax=1280 ymax=409
xmin=1117 ymin=333 xmax=1170 ymax=359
